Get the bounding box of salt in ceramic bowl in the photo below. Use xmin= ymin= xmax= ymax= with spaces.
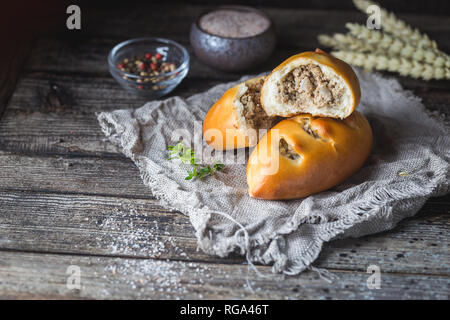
xmin=190 ymin=6 xmax=276 ymax=72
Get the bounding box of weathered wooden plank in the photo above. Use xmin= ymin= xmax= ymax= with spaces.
xmin=0 ymin=250 xmax=448 ymax=299
xmin=0 ymin=73 xmax=224 ymax=157
xmin=1 ymin=71 xmax=448 ymax=158
xmin=25 ymin=37 xmax=301 ymax=81
xmin=21 ymin=4 xmax=450 ymax=107
xmin=75 ymin=5 xmax=450 ymax=46
xmin=0 ymin=152 xmax=151 ymax=198
xmin=0 ymin=71 xmax=224 ymax=158
xmin=26 ymin=5 xmax=331 ymax=80
xmin=0 ymin=190 xmax=213 ymax=262
xmin=0 ymin=189 xmax=448 ymax=275
xmin=317 ymin=206 xmax=450 ymax=274
xmin=23 ymin=35 xmax=450 ymax=100
xmin=0 ymin=36 xmax=32 ymax=120
xmin=0 ymin=111 xmax=113 ymax=157
xmin=0 ymin=72 xmax=142 ymax=157
xmin=4 ymin=72 xmax=226 ymax=114
xmin=23 ymin=6 xmax=450 ymax=78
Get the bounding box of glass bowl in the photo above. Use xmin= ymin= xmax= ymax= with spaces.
xmin=108 ymin=37 xmax=190 ymax=99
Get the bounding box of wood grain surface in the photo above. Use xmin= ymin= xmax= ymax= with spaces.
xmin=0 ymin=3 xmax=449 ymax=299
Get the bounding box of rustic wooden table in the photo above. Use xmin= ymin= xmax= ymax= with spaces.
xmin=0 ymin=4 xmax=449 ymax=299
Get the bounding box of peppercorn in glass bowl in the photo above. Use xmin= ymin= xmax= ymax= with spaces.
xmin=108 ymin=37 xmax=189 ymax=98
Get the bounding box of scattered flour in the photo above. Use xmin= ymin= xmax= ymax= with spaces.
xmin=89 ymin=203 xmax=283 ymax=298
xmin=94 ymin=202 xmax=189 ymax=259
xmin=96 ymin=259 xmax=215 ymax=299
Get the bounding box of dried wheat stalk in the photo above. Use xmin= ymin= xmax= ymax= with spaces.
xmin=332 ymin=51 xmax=450 ymax=80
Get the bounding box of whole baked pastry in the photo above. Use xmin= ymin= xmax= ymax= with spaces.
xmin=261 ymin=49 xmax=361 ymax=119
xmin=246 ymin=111 xmax=372 ymax=200
xmin=203 ymin=76 xmax=279 ymax=150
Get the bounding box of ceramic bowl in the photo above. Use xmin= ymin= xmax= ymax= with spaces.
xmin=190 ymin=6 xmax=276 ymax=72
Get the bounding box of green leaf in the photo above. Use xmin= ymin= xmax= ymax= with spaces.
xmin=197 ymin=167 xmax=211 ymax=179
xmin=168 ymin=141 xmax=226 ymax=181
xmin=213 ymin=163 xmax=225 ymax=171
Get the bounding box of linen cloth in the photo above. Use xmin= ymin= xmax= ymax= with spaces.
xmin=98 ymin=70 xmax=449 ymax=275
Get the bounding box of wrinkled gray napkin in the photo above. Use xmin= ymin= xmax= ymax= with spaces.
xmin=98 ymin=70 xmax=449 ymax=275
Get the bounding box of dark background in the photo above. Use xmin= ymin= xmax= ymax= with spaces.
xmin=1 ymin=1 xmax=449 ymax=47
xmin=1 ymin=0 xmax=448 ymax=111
xmin=172 ymin=0 xmax=450 ymax=13
xmin=3 ymin=0 xmax=450 ymax=34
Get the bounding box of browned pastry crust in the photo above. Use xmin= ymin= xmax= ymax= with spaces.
xmin=260 ymin=49 xmax=361 ymax=119
xmin=246 ymin=111 xmax=372 ymax=200
xmin=203 ymin=76 xmax=279 ymax=150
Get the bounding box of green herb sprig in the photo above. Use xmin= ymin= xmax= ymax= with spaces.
xmin=168 ymin=141 xmax=225 ymax=180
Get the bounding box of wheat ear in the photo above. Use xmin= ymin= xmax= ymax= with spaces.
xmin=346 ymin=23 xmax=450 ymax=68
xmin=318 ymin=33 xmax=375 ymax=53
xmin=352 ymin=0 xmax=437 ymax=49
xmin=332 ymin=51 xmax=450 ymax=80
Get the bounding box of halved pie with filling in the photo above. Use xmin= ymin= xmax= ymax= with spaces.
xmin=261 ymin=49 xmax=361 ymax=119
xmin=203 ymin=76 xmax=279 ymax=150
